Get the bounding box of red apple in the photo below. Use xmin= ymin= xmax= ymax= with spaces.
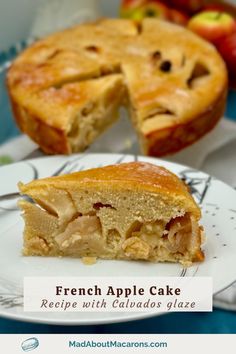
xmin=169 ymin=0 xmax=204 ymax=14
xmin=120 ymin=0 xmax=146 ymax=18
xmin=139 ymin=1 xmax=170 ymax=20
xmin=121 ymin=1 xmax=170 ymax=21
xmin=217 ymin=32 xmax=236 ymax=82
xmin=201 ymin=4 xmax=230 ymax=13
xmin=121 ymin=0 xmax=146 ymax=10
xmin=202 ymin=3 xmax=236 ymax=19
xmin=188 ymin=11 xmax=235 ymax=44
xmin=169 ymin=8 xmax=189 ymax=26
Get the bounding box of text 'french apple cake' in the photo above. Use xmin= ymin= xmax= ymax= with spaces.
xmin=7 ymin=18 xmax=227 ymax=156
xmin=19 ymin=162 xmax=204 ymax=265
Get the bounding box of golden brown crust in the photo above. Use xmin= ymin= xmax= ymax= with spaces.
xmin=19 ymin=162 xmax=201 ymax=219
xmin=7 ymin=18 xmax=227 ymax=156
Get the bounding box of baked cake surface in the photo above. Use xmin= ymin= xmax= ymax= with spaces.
xmin=19 ymin=162 xmax=204 ymax=265
xmin=7 ymin=18 xmax=227 ymax=156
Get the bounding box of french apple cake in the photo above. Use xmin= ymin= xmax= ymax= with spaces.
xmin=7 ymin=18 xmax=227 ymax=156
xmin=19 ymin=162 xmax=204 ymax=265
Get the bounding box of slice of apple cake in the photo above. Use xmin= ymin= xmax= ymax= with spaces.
xmin=18 ymin=162 xmax=204 ymax=265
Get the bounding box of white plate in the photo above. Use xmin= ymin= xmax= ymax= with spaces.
xmin=0 ymin=153 xmax=236 ymax=325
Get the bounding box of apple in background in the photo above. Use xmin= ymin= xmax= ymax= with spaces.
xmin=217 ymin=32 xmax=236 ymax=83
xmin=188 ymin=11 xmax=235 ymax=44
xmin=140 ymin=1 xmax=170 ymax=19
xmin=169 ymin=8 xmax=189 ymax=26
xmin=121 ymin=0 xmax=146 ymax=10
xmin=168 ymin=0 xmax=205 ymax=14
xmin=120 ymin=0 xmax=146 ymax=18
xmin=121 ymin=0 xmax=170 ymax=21
xmin=201 ymin=4 xmax=230 ymax=13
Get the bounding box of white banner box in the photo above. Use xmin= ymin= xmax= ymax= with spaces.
xmin=24 ymin=276 xmax=212 ymax=312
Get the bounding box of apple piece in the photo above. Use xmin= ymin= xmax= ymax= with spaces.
xmin=217 ymin=32 xmax=236 ymax=83
xmin=188 ymin=11 xmax=235 ymax=44
xmin=169 ymin=8 xmax=189 ymax=26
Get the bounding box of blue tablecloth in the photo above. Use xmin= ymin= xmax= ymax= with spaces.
xmin=1 ymin=310 xmax=236 ymax=334
xmin=0 ymin=88 xmax=236 ymax=334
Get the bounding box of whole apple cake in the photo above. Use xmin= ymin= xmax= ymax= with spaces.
xmin=7 ymin=18 xmax=227 ymax=156
xmin=19 ymin=162 xmax=204 ymax=265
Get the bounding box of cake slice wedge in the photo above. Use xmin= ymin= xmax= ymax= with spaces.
xmin=18 ymin=161 xmax=204 ymax=265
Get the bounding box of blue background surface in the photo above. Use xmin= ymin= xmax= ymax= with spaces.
xmin=1 ymin=310 xmax=236 ymax=334
xmin=0 ymin=71 xmax=236 ymax=332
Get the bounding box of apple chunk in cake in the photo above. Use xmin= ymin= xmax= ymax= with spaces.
xmin=18 ymin=162 xmax=204 ymax=265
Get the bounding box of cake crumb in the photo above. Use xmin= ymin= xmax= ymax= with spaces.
xmin=82 ymin=257 xmax=97 ymax=265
